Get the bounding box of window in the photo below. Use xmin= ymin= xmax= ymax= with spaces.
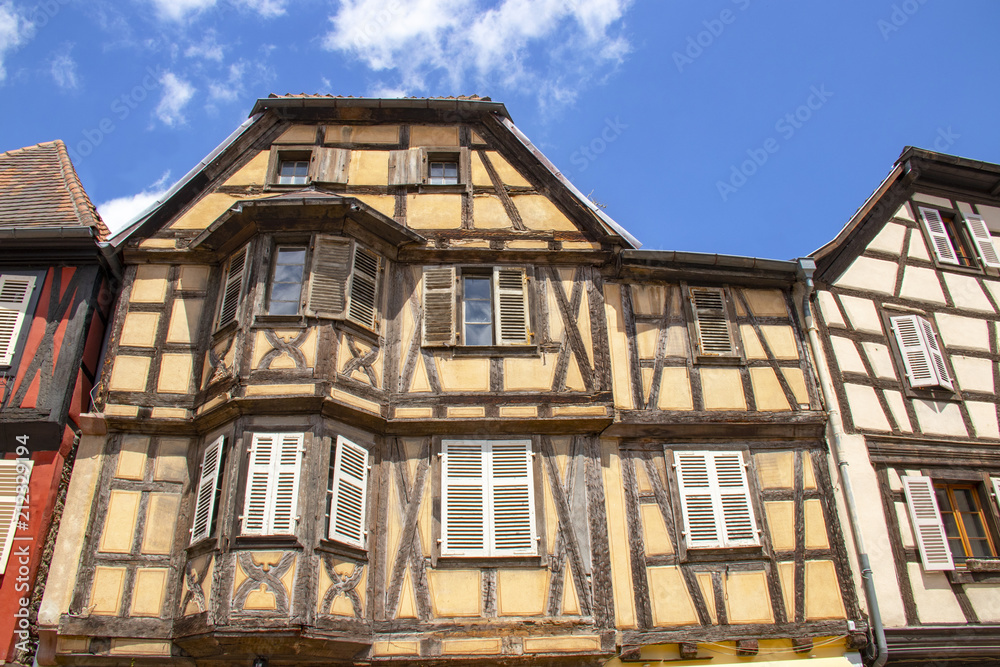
xmin=441 ymin=439 xmax=537 ymax=557
xmin=688 ymin=286 xmax=739 ymax=359
xmin=277 ymin=159 xmax=309 ymax=185
xmin=216 ymin=244 xmax=250 ymax=329
xmin=0 ymin=459 xmax=32 ymax=573
xmin=674 ymin=450 xmax=758 ymax=549
xmin=917 ymin=206 xmax=1000 ymax=270
xmin=0 ymin=274 xmax=37 ymax=367
xmin=268 ymin=246 xmax=307 ymax=315
xmin=422 ymin=266 xmax=531 ymax=347
xmin=388 ymin=148 xmax=469 ymax=186
xmin=305 ymin=237 xmax=382 ymax=331
xmin=889 ymin=314 xmax=952 ymax=391
xmin=242 ymin=433 xmax=303 ymax=536
xmin=902 ymin=475 xmax=1000 ymax=571
xmin=428 ymin=160 xmax=459 ymax=185
xmin=328 ymin=436 xmax=369 ymax=548
xmin=190 ymin=436 xmax=225 ymax=544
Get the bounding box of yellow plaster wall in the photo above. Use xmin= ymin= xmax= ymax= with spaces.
xmin=659 ymin=367 xmax=694 ymax=410
xmin=756 ymin=452 xmax=794 ymax=489
xmin=435 ymin=356 xmax=490 ymax=392
xmin=473 ymin=194 xmax=511 ymax=229
xmin=743 ymin=289 xmax=788 ymax=317
xmin=348 ymin=150 xmax=390 ymax=185
xmin=115 ymin=436 xmax=148 ymax=480
xmin=108 ymin=639 xmax=171 ymax=656
xmin=223 ymin=151 xmax=270 ymax=186
xmin=120 ymin=312 xmax=160 ymax=347
xmin=89 ymin=567 xmax=126 ymax=615
xmin=513 ymin=195 xmax=577 ymax=231
xmin=109 ymin=356 xmax=151 ymax=392
xmin=749 ymin=367 xmax=791 ymax=411
xmin=157 ymin=353 xmax=194 ymax=394
xmin=647 ymin=566 xmax=699 ymax=626
xmin=427 ymin=570 xmax=481 ymax=617
xmin=353 ymin=194 xmax=396 ymax=218
xmin=782 ymin=367 xmax=810 ymax=406
xmin=523 ymin=636 xmax=601 ymax=653
xmin=169 ymin=193 xmax=253 ymax=231
xmin=442 ymin=638 xmax=502 ymax=655
xmin=602 ymin=439 xmax=637 ymax=627
xmin=130 ymin=265 xmax=169 ymax=303
xmin=725 ymin=571 xmax=774 ymax=623
xmin=130 ymin=569 xmax=168 ymax=617
xmin=406 ymin=193 xmax=462 ymax=229
xmin=485 ymin=151 xmax=531 ymax=187
xmin=700 ymin=368 xmax=746 ymax=410
xmin=805 ymin=560 xmax=847 ymax=619
xmin=326 ymin=125 xmax=399 ymax=144
xmin=470 ymin=151 xmax=493 ymax=187
xmin=640 ymin=504 xmax=673 ymax=555
xmin=274 ymin=125 xmax=317 ymax=144
xmin=141 ymin=493 xmax=180 ymax=554
xmin=99 ymin=490 xmax=140 ymax=552
xmin=497 ymin=569 xmax=549 ymax=616
xmin=804 ymin=499 xmax=830 ymax=549
xmin=765 ymin=501 xmax=795 ymax=551
xmin=166 ymin=299 xmax=204 ymax=344
xmin=410 ymin=126 xmax=460 ymax=146
xmin=504 ymin=357 xmax=555 ymax=391
xmin=760 ymin=325 xmax=799 ymax=359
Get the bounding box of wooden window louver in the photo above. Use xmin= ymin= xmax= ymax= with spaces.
xmin=307 ymin=237 xmax=382 ymax=331
xmin=918 ymin=207 xmax=960 ymax=265
xmin=329 ymin=436 xmax=369 ymax=548
xmin=0 ymin=460 xmax=31 ymax=574
xmin=217 ymin=245 xmax=250 ymax=328
xmin=422 ymin=266 xmax=457 ymax=346
xmin=690 ymin=287 xmax=735 ymax=356
xmin=494 ymin=267 xmax=530 ymax=345
xmin=675 ymin=450 xmax=758 ymax=548
xmin=190 ymin=436 xmax=225 ymax=544
xmin=347 ymin=246 xmax=381 ymax=330
xmin=0 ymin=275 xmax=35 ymax=367
xmin=902 ymin=475 xmax=954 ymax=571
xmin=242 ymin=433 xmax=303 ymax=535
xmin=890 ymin=315 xmax=952 ymax=390
xmin=962 ymin=213 xmax=1000 ymax=268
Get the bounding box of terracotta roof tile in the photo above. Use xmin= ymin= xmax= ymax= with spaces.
xmin=0 ymin=140 xmax=109 ymax=240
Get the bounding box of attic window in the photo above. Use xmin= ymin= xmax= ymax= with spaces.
xmin=429 ymin=159 xmax=459 ymax=185
xmin=278 ymin=159 xmax=309 ymax=185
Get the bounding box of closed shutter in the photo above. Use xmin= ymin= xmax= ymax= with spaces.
xmin=675 ymin=450 xmax=757 ymax=549
xmin=190 ymin=436 xmax=225 ymax=544
xmin=690 ymin=287 xmax=735 ymax=356
xmin=489 ymin=440 xmax=536 ymax=556
xmin=307 ymin=236 xmax=352 ymax=319
xmin=493 ymin=267 xmax=530 ymax=346
xmin=422 ymin=266 xmax=457 ymax=346
xmin=918 ymin=207 xmax=960 ymax=265
xmin=962 ymin=213 xmax=1000 ymax=268
xmin=676 ymin=452 xmax=720 ymax=547
xmin=714 ymin=452 xmax=757 ymax=545
xmin=217 ymin=245 xmax=250 ymax=328
xmin=0 ymin=275 xmax=36 ymax=367
xmin=329 ymin=436 xmax=369 ymax=548
xmin=891 ymin=315 xmax=952 ymax=390
xmin=310 ymin=147 xmax=350 ymax=184
xmin=441 ymin=440 xmax=487 ymax=556
xmin=0 ymin=460 xmax=31 ymax=574
xmin=270 ymin=434 xmax=303 ymax=534
xmin=992 ymin=478 xmax=1000 ymax=513
xmin=902 ymin=476 xmax=954 ymax=571
xmin=347 ymin=245 xmax=381 ymax=331
xmin=241 ymin=433 xmax=303 ymax=535
xmin=388 ymin=149 xmax=422 ymax=185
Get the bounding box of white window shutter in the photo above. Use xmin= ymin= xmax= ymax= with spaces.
xmin=675 ymin=451 xmax=721 ymax=548
xmin=242 ymin=434 xmax=274 ymax=535
xmin=0 ymin=460 xmax=31 ymax=574
xmin=441 ymin=440 xmax=487 ymax=556
xmin=347 ymin=245 xmax=381 ymax=331
xmin=902 ymin=476 xmax=954 ymax=571
xmin=992 ymin=478 xmax=1000 ymax=513
xmin=190 ymin=436 xmax=225 ymax=544
xmin=891 ymin=315 xmax=951 ymax=390
xmin=329 ymin=436 xmax=369 ymax=547
xmin=422 ymin=266 xmax=457 ymax=346
xmin=713 ymin=452 xmax=758 ymax=546
xmin=270 ymin=433 xmax=303 ymax=534
xmin=489 ymin=440 xmax=536 ymax=555
xmin=307 ymin=236 xmax=352 ymax=319
xmin=918 ymin=207 xmax=960 ymax=265
xmin=690 ymin=287 xmax=735 ymax=356
xmin=962 ymin=213 xmax=1000 ymax=268
xmin=217 ymin=245 xmax=250 ymax=328
xmin=493 ymin=268 xmax=530 ymax=346
xmin=918 ymin=316 xmax=952 ymax=391
xmin=0 ymin=275 xmax=36 ymax=367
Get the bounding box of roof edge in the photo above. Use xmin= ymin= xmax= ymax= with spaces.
xmin=250 ymin=95 xmax=511 ymax=120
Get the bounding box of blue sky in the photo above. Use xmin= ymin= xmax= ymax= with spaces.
xmin=2 ymin=0 xmax=998 ymax=259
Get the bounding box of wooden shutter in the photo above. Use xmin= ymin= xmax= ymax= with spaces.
xmin=962 ymin=213 xmax=1000 ymax=268
xmin=918 ymin=207 xmax=960 ymax=265
xmin=992 ymin=478 xmax=1000 ymax=513
xmin=690 ymin=287 xmax=735 ymax=356
xmin=676 ymin=451 xmax=721 ymax=547
xmin=0 ymin=275 xmax=36 ymax=367
xmin=388 ymin=149 xmax=422 ymax=185
xmin=489 ymin=440 xmax=536 ymax=556
xmin=190 ymin=436 xmax=225 ymax=544
xmin=0 ymin=460 xmax=31 ymax=575
xmin=271 ymin=433 xmax=303 ymax=534
xmin=675 ymin=450 xmax=757 ymax=549
xmin=494 ymin=267 xmax=530 ymax=346
xmin=329 ymin=436 xmax=369 ymax=548
xmin=441 ymin=440 xmax=487 ymax=556
xmin=891 ymin=315 xmax=952 ymax=390
xmin=347 ymin=245 xmax=381 ymax=331
xmin=217 ymin=245 xmax=250 ymax=328
xmin=310 ymin=147 xmax=350 ymax=184
xmin=713 ymin=452 xmax=757 ymax=545
xmin=422 ymin=266 xmax=457 ymax=346
xmin=242 ymin=433 xmax=303 ymax=535
xmin=902 ymin=476 xmax=954 ymax=571
xmin=307 ymin=236 xmax=352 ymax=319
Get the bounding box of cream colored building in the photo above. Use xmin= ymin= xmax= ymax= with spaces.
xmin=810 ymin=147 xmax=1000 ymax=665
xmin=36 ymin=96 xmax=863 ymax=666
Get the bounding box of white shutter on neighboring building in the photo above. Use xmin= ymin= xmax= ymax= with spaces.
xmin=329 ymin=436 xmax=369 ymax=548
xmin=347 ymin=245 xmax=381 ymax=331
xmin=675 ymin=450 xmax=758 ymax=549
xmin=962 ymin=213 xmax=1000 ymax=268
xmin=190 ymin=436 xmax=225 ymax=544
xmin=891 ymin=315 xmax=952 ymax=390
xmin=0 ymin=460 xmax=31 ymax=575
xmin=0 ymin=275 xmax=36 ymax=367
xmin=217 ymin=245 xmax=250 ymax=328
xmin=690 ymin=287 xmax=735 ymax=356
xmin=242 ymin=433 xmax=303 ymax=535
xmin=902 ymin=476 xmax=954 ymax=571
xmin=422 ymin=266 xmax=457 ymax=346
xmin=493 ymin=268 xmax=530 ymax=346
xmin=918 ymin=207 xmax=960 ymax=265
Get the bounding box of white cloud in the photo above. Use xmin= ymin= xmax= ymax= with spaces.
xmin=208 ymin=61 xmax=245 ymax=102
xmin=370 ymin=84 xmax=408 ymax=98
xmin=235 ymin=0 xmax=286 ymax=18
xmin=155 ymin=72 xmax=195 ymax=126
xmin=50 ymin=50 xmax=79 ymax=89
xmin=185 ymin=30 xmax=224 ymax=60
xmin=323 ymin=0 xmax=632 ymax=106
xmin=148 ymin=0 xmax=216 ymax=22
xmin=0 ymin=1 xmax=33 ymax=82
xmin=98 ymin=172 xmax=172 ymax=234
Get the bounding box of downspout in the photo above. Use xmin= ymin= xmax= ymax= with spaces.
xmin=796 ymin=258 xmax=888 ymax=667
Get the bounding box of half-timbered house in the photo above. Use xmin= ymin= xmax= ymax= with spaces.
xmin=37 ymin=96 xmax=863 ymax=666
xmin=0 ymin=140 xmax=116 ymax=664
xmin=810 ymin=147 xmax=1000 ymax=665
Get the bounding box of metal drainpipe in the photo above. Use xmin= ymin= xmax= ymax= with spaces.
xmin=796 ymin=258 xmax=887 ymax=667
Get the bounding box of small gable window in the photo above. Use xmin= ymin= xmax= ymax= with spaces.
xmin=917 ymin=206 xmax=1000 ymax=270
xmin=278 ymin=159 xmax=309 ymax=185
xmin=428 ymin=159 xmax=459 ymax=185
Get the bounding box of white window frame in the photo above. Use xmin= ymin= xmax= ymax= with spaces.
xmin=190 ymin=436 xmax=225 ymax=545
xmin=0 ymin=460 xmax=32 ymax=574
xmin=0 ymin=274 xmax=37 ymax=367
xmin=241 ymin=433 xmax=304 ymax=536
xmin=674 ymin=450 xmax=759 ymax=549
xmin=328 ymin=436 xmax=370 ymax=549
xmin=890 ymin=314 xmax=953 ymax=391
xmin=441 ymin=439 xmax=537 ymax=558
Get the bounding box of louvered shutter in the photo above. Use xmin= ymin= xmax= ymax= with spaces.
xmin=242 ymin=434 xmax=275 ymax=535
xmin=190 ymin=436 xmax=225 ymax=544
xmin=992 ymin=478 xmax=1000 ymax=513
xmin=493 ymin=268 xmax=530 ymax=346
xmin=918 ymin=207 xmax=960 ymax=265
xmin=217 ymin=245 xmax=250 ymax=328
xmin=388 ymin=149 xmax=422 ymax=185
xmin=310 ymin=147 xmax=350 ymax=184
xmin=329 ymin=436 xmax=369 ymax=547
xmin=675 ymin=451 xmax=757 ymax=549
xmin=0 ymin=275 xmax=36 ymax=367
xmin=307 ymin=236 xmax=352 ymax=319
xmin=690 ymin=287 xmax=735 ymax=356
xmin=422 ymin=266 xmax=457 ymax=346
xmin=713 ymin=452 xmax=757 ymax=545
xmin=962 ymin=213 xmax=1000 ymax=268
xmin=242 ymin=433 xmax=302 ymax=535
xmin=0 ymin=460 xmax=31 ymax=574
xmin=347 ymin=245 xmax=381 ymax=331
xmin=441 ymin=440 xmax=487 ymax=556
xmin=891 ymin=315 xmax=951 ymax=390
xmin=676 ymin=452 xmax=720 ymax=547
xmin=902 ymin=476 xmax=954 ymax=571
xmin=270 ymin=433 xmax=303 ymax=534
xmin=489 ymin=440 xmax=536 ymax=556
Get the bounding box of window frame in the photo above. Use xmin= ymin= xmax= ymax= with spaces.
xmin=883 ymin=311 xmax=957 ymax=400
xmin=685 ymin=284 xmax=744 ymax=364
xmin=935 ymin=481 xmax=997 ymax=565
xmin=266 ymin=244 xmax=309 ymax=316
xmin=267 ymin=146 xmax=314 ymax=188
xmin=420 ymin=147 xmax=468 ymax=190
xmin=915 ymin=203 xmax=1000 ymax=272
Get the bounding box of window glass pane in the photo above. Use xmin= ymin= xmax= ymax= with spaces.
xmin=274 ymin=263 xmax=303 ymax=283
xmin=465 ymin=277 xmax=491 ymax=299
xmin=962 ymin=512 xmax=988 ymax=539
xmin=948 ymin=537 xmax=966 ymax=561
xmin=969 ymin=539 xmax=993 ymax=559
xmin=268 ymin=300 xmax=298 ymax=315
xmin=465 ymin=300 xmax=491 ymax=324
xmin=465 ymin=323 xmax=492 ymax=346
xmin=278 ymin=160 xmax=309 ymax=185
xmin=269 ymin=246 xmax=306 ymax=314
xmin=952 ymin=488 xmax=976 ymax=513
xmin=277 ymin=248 xmax=306 ymax=265
xmin=935 ymin=487 xmax=952 ymax=509
xmin=941 ymin=512 xmax=960 ymax=538
xmin=270 ymin=282 xmax=300 ymax=303
xmin=429 ymin=161 xmax=459 ymax=185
